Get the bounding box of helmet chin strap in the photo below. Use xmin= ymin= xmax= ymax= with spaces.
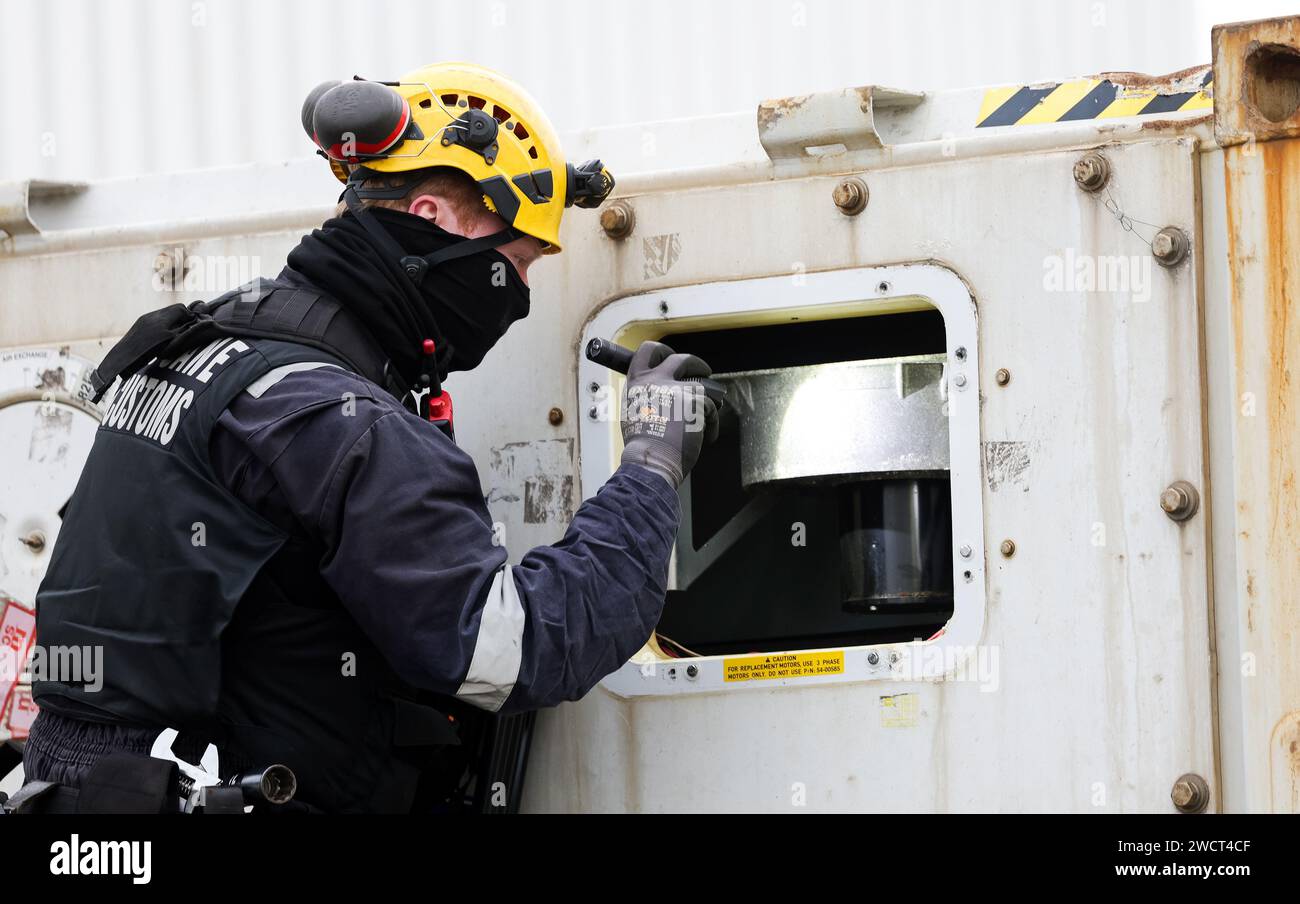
xmin=396 ymin=224 xmax=522 ymax=284
xmin=339 ymin=183 xmax=518 ymax=429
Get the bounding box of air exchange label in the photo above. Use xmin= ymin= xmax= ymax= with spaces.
xmin=723 ymin=651 xmax=845 ymax=683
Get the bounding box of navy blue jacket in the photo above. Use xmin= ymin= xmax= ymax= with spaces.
xmin=209 ymin=363 xmax=678 ymax=714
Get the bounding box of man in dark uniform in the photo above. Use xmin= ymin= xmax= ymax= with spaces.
xmin=19 ymin=63 xmax=717 ymax=813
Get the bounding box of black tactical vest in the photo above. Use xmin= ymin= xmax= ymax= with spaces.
xmin=33 ymin=284 xmax=456 ymax=813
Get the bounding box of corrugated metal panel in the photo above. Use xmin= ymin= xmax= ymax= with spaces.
xmin=1 ymin=0 xmax=1274 ymax=183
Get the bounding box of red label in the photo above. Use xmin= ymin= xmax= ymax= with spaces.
xmin=0 ymin=599 xmax=36 ymax=722
xmin=6 ymin=685 xmax=37 ymax=739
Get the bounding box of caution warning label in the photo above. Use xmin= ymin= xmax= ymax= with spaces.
xmin=723 ymin=650 xmax=845 ymax=683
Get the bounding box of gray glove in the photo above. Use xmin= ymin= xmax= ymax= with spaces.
xmin=620 ymin=340 xmax=720 ymax=489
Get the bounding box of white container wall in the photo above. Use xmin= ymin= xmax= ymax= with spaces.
xmin=1 ymin=0 xmax=1294 ymax=183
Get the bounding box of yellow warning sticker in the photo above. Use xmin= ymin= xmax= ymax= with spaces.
xmin=723 ymin=650 xmax=845 ymax=683
xmin=880 ymin=693 xmax=919 ymax=728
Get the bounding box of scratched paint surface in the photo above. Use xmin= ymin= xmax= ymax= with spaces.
xmin=983 ymin=441 xmax=1032 ymax=493
xmin=487 ymin=438 xmax=576 ymax=527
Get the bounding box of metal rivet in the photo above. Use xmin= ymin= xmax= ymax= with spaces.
xmin=832 ymin=177 xmax=868 ymax=215
xmin=953 ymin=373 xmax=967 ymax=388
xmin=1153 ymin=226 xmax=1190 ymax=267
xmin=1000 ymin=539 xmax=1016 ymax=558
xmin=1073 ymin=153 xmax=1110 ymax=192
xmin=1160 ymin=480 xmax=1200 ymax=522
xmin=547 ymin=407 xmax=564 ymax=426
xmin=866 ymin=651 xmax=880 ymax=666
xmin=599 ymin=200 xmax=635 ymax=240
xmin=1170 ymin=773 xmax=1210 ymax=814
xmin=686 ymin=664 xmax=699 ymax=679
xmin=995 ymin=368 xmax=1011 ymax=386
xmin=959 ymin=544 xmax=972 ymax=558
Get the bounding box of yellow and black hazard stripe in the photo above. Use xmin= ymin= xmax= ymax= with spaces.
xmin=976 ymin=67 xmax=1213 ymax=128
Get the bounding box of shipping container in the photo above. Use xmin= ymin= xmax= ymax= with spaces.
xmin=2 ymin=13 xmax=1297 ymax=814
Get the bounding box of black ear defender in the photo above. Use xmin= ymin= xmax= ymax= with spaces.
xmin=301 ymin=79 xmax=423 ymax=163
xmin=301 ymin=81 xmax=342 ymax=143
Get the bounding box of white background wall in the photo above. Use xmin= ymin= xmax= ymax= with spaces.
xmin=0 ymin=0 xmax=1295 ymax=183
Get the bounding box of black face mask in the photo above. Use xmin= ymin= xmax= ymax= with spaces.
xmin=284 ymin=204 xmax=530 ymax=386
xmin=375 ymin=208 xmax=532 ymax=372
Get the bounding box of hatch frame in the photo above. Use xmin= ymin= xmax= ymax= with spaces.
xmin=577 ymin=262 xmax=988 ymax=697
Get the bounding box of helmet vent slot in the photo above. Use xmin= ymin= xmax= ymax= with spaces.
xmin=468 ymin=95 xmax=487 ymax=109
xmin=529 ymin=146 xmax=539 ymax=159
xmin=441 ymin=93 xmax=459 ymax=107
xmin=514 ymin=123 xmax=530 ymax=140
xmin=492 ymin=105 xmax=513 ymax=124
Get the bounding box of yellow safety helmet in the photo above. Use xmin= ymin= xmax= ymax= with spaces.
xmin=301 ymin=62 xmax=613 ymax=253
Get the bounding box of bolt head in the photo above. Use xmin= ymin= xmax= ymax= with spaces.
xmin=959 ymin=544 xmax=972 ymax=558
xmin=832 ymin=177 xmax=868 ymax=215
xmin=1153 ymin=226 xmax=1189 ymax=267
xmin=547 ymin=407 xmax=564 ymax=426
xmin=867 ymin=651 xmax=880 ymax=666
xmin=1073 ymin=154 xmax=1110 ymax=191
xmin=599 ymin=202 xmax=635 ymax=239
xmin=1170 ymin=773 xmax=1210 ymax=813
xmin=20 ymin=530 xmax=46 ymax=554
xmin=995 ymin=368 xmax=1011 ymax=386
xmin=1000 ymin=539 xmax=1016 ymax=557
xmin=1161 ymin=480 xmax=1199 ymax=521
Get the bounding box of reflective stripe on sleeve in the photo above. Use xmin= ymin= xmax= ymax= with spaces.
xmin=455 ymin=565 xmax=526 ymax=712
